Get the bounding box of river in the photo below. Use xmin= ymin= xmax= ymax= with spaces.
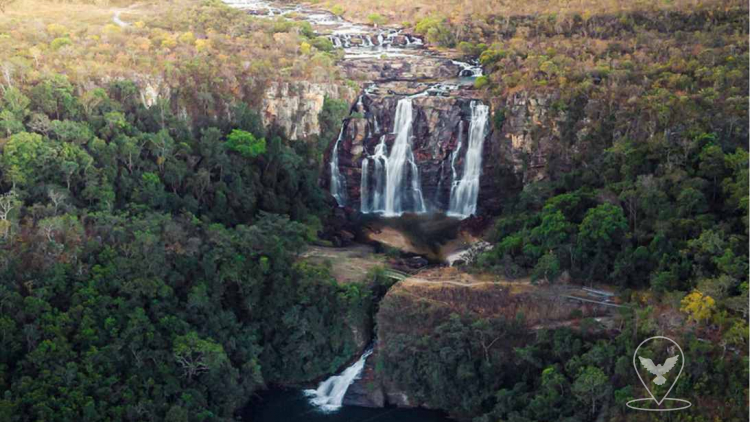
xmin=243 ymin=389 xmax=454 ymax=422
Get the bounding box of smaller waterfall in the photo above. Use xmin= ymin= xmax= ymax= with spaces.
xmin=452 ymin=60 xmax=483 ymax=78
xmin=448 ymin=102 xmax=489 ymax=218
xmin=330 ymin=126 xmax=347 ymax=206
xmin=450 ymin=121 xmax=465 ymax=181
xmin=304 ymin=348 xmax=373 ymax=412
xmin=360 ymin=158 xmax=370 ymax=213
xmin=371 ymin=136 xmax=388 ymax=213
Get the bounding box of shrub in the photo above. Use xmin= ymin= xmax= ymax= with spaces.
xmin=414 ymin=15 xmax=455 ymax=47
xmin=311 ymin=36 xmax=334 ymax=52
xmin=474 ymin=75 xmax=489 ymax=89
xmin=225 ymin=129 xmax=266 ymax=158
xmin=50 ymin=37 xmax=72 ymax=50
xmin=367 ymin=13 xmax=386 ymax=26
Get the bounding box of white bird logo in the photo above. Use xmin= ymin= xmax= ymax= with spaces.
xmin=639 ymin=355 xmax=679 ymax=385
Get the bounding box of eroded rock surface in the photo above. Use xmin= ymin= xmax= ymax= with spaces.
xmin=262 ymin=81 xmax=358 ymax=140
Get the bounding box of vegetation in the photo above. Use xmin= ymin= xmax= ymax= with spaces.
xmin=0 ymin=0 xmax=746 ymax=420
xmin=0 ymin=58 xmax=384 ymax=418
xmin=377 ymin=283 xmax=748 ymax=422
xmin=0 ymin=0 xmax=343 ymax=126
xmin=326 ymin=0 xmax=748 ymax=421
xmin=0 ymin=0 xmax=373 ymax=420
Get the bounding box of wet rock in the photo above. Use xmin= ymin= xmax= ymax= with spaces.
xmin=343 ymin=348 xmax=413 ymax=408
xmin=405 ymin=256 xmax=429 ymax=269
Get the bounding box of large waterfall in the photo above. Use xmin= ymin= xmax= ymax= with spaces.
xmin=448 ymin=102 xmax=489 ymax=218
xmin=330 ymin=126 xmax=347 ymax=206
xmin=304 ymin=348 xmax=373 ymax=412
xmin=360 ymin=98 xmax=426 ymax=217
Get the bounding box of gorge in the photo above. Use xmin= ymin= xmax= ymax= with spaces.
xmin=223 ymin=0 xmax=498 ymax=416
xmin=0 ymin=0 xmax=745 ymax=420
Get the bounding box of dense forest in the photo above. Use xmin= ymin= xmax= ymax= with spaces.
xmin=0 ymin=70 xmax=380 ymax=421
xmin=329 ymin=1 xmax=748 ymax=421
xmin=0 ymin=0 xmax=748 ymax=421
xmin=0 ymin=1 xmax=370 ymax=419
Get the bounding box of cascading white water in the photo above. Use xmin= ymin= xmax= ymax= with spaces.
xmin=381 ymin=98 xmax=425 ymax=216
xmin=304 ymin=348 xmax=373 ymax=412
xmin=450 ymin=120 xmax=464 ymax=186
xmin=448 ymin=101 xmax=489 ymax=219
xmin=360 ymin=158 xmax=370 ymax=213
xmin=452 ymin=60 xmax=483 ymax=77
xmin=330 ymin=126 xmax=347 ymax=206
xmin=370 ymin=136 xmax=387 ymax=212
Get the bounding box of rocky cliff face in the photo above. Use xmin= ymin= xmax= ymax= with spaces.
xmin=262 ymin=81 xmax=358 ymax=141
xmin=340 ymin=56 xmax=461 ymax=82
xmin=493 ymin=91 xmax=572 ymax=184
xmin=344 ymin=268 xmax=616 ymax=410
xmin=327 ymin=81 xmax=509 ymax=215
xmin=325 ymin=81 xmax=578 ymax=218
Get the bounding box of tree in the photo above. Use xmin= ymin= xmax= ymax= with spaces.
xmin=0 ymin=190 xmax=19 ymax=239
xmin=0 ymin=132 xmax=53 ymax=188
xmin=173 ymin=332 xmax=228 ymax=380
xmin=28 ymin=75 xmax=79 ymax=120
xmin=225 ymin=129 xmax=266 ymax=158
xmin=367 ymin=13 xmax=386 ymax=27
xmin=531 ymin=252 xmax=561 ymax=283
xmin=572 ymin=366 xmax=608 ymax=415
xmin=680 ymin=290 xmax=716 ymax=323
xmin=577 ymin=204 xmax=628 ymax=280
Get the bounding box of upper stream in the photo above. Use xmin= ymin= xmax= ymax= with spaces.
xmin=223 ymin=0 xmax=489 ymax=220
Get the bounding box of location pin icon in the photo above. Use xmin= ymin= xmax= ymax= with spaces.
xmin=632 ymin=336 xmax=686 ymax=406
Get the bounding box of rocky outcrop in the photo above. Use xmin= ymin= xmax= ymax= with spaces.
xmin=261 ymin=81 xmax=358 ymax=140
xmin=341 ymin=56 xmax=461 ymax=82
xmin=492 ymin=91 xmax=577 ymax=184
xmin=343 ymin=347 xmax=414 ymax=408
xmin=343 ymin=269 xmax=618 ymax=410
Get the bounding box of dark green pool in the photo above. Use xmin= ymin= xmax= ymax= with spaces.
xmin=243 ymin=389 xmax=455 ymax=422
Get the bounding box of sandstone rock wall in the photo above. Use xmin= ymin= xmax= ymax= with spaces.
xmin=261 ymin=80 xmax=358 ymax=141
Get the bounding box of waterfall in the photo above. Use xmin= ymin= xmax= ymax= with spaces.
xmin=450 ymin=120 xmax=464 ymax=185
xmin=383 ymin=98 xmax=425 ymax=216
xmin=452 ymin=60 xmax=483 ymax=77
xmin=448 ymin=102 xmax=489 ymax=218
xmin=359 ymin=99 xmax=426 ymax=215
xmin=360 ymin=158 xmax=370 ymax=213
xmin=304 ymin=348 xmax=373 ymax=412
xmin=371 ymin=136 xmax=387 ymax=212
xmin=330 ymin=126 xmax=347 ymax=206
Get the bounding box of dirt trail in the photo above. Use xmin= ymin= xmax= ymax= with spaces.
xmin=300 ymin=244 xmax=386 ymax=283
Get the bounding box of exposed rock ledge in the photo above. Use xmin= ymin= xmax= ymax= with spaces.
xmin=261 ymin=80 xmax=358 ymax=140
